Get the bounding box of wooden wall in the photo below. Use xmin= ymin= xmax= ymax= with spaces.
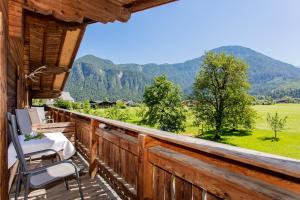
xmin=8 ymin=0 xmax=25 ymax=110
xmin=0 ymin=0 xmax=8 ymax=199
xmin=0 ymin=1 xmax=25 ymax=198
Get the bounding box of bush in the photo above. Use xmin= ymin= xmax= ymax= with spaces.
xmin=54 ymin=99 xmax=73 ymax=109
xmin=104 ymin=106 xmax=129 ymax=121
xmin=82 ymin=100 xmax=91 ymax=113
xmin=32 ymin=99 xmax=46 ymax=106
xmin=136 ymin=103 xmax=148 ymax=119
xmin=72 ymin=102 xmax=82 ymax=110
xmin=116 ymin=100 xmax=127 ymax=109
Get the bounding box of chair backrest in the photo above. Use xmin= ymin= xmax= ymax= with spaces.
xmin=7 ymin=113 xmax=28 ymax=172
xmin=32 ymin=107 xmax=46 ymax=123
xmin=28 ymin=108 xmax=42 ymax=124
xmin=15 ymin=109 xmax=32 ymax=135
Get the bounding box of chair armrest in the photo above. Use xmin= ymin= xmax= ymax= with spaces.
xmin=24 ymin=160 xmax=79 ymax=175
xmin=24 ymin=149 xmax=62 ymax=161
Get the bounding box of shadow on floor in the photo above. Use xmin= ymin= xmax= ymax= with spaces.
xmin=9 ymin=154 xmax=120 ymax=200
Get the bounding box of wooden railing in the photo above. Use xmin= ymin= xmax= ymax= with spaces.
xmin=47 ymin=106 xmax=300 ymax=200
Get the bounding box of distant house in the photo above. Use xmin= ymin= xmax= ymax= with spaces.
xmin=46 ymin=92 xmax=74 ymax=105
xmin=90 ymin=100 xmax=116 ymax=108
xmin=59 ymin=92 xmax=75 ymax=102
xmin=276 ymin=99 xmax=289 ymax=104
xmin=125 ymin=100 xmax=136 ymax=107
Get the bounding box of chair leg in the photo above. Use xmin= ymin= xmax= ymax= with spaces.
xmin=75 ymin=173 xmax=84 ymax=200
xmin=23 ymin=177 xmax=30 ymax=200
xmin=15 ymin=168 xmax=21 ymax=199
xmin=64 ymin=178 xmax=69 ymax=190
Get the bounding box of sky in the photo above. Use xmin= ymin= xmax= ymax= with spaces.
xmin=76 ymin=0 xmax=300 ymax=66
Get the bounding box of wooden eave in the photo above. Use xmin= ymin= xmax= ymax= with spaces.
xmin=21 ymin=0 xmax=176 ymax=99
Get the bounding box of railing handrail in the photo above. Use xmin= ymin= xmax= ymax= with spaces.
xmin=47 ymin=106 xmax=300 ymax=179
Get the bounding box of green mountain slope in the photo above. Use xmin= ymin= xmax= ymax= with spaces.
xmin=65 ymin=46 xmax=300 ymax=101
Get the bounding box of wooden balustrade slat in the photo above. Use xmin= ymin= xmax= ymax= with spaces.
xmin=164 ymin=171 xmax=173 ymax=200
xmin=153 ymin=166 xmax=165 ymax=200
xmin=183 ymin=180 xmax=193 ymax=200
xmin=192 ymin=185 xmax=203 ymax=200
xmin=175 ymin=176 xmax=184 ymax=200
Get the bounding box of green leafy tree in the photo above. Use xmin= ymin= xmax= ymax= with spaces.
xmin=193 ymin=52 xmax=256 ymax=139
xmin=266 ymin=112 xmax=287 ymax=140
xmin=142 ymin=75 xmax=186 ymax=133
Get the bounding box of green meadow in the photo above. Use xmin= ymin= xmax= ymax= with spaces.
xmin=88 ymin=104 xmax=300 ymax=160
xmin=191 ymin=104 xmax=300 ymax=160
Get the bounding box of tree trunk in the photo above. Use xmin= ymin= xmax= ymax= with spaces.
xmin=215 ymin=102 xmax=224 ymax=140
xmin=215 ymin=118 xmax=222 ymax=140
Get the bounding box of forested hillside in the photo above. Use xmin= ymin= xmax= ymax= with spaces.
xmin=65 ymin=46 xmax=300 ymax=101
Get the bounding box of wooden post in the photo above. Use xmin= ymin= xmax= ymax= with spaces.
xmin=0 ymin=1 xmax=8 ymax=199
xmin=62 ymin=111 xmax=66 ymax=122
xmin=55 ymin=110 xmax=59 ymax=122
xmin=89 ymin=119 xmax=99 ymax=178
xmin=137 ymin=134 xmax=160 ymax=199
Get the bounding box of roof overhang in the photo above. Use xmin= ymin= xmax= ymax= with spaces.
xmin=23 ymin=0 xmax=177 ymax=99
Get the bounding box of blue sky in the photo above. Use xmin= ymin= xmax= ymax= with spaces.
xmin=76 ymin=0 xmax=300 ymax=66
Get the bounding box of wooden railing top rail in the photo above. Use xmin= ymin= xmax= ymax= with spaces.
xmin=47 ymin=106 xmax=300 ymax=179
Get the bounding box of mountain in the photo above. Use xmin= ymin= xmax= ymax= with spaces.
xmin=65 ymin=46 xmax=300 ymax=101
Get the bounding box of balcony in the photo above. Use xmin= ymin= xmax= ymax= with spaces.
xmin=1 ymin=0 xmax=300 ymax=199
xmin=18 ymin=106 xmax=297 ymax=199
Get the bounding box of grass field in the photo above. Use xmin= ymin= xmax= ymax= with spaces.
xmin=88 ymin=104 xmax=300 ymax=160
xmin=193 ymin=104 xmax=300 ymax=160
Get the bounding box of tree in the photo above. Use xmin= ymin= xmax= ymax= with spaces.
xmin=142 ymin=75 xmax=186 ymax=133
xmin=193 ymin=52 xmax=256 ymax=139
xmin=266 ymin=112 xmax=287 ymax=140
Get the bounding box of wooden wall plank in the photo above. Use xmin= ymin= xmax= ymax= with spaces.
xmin=0 ymin=0 xmax=8 ymax=199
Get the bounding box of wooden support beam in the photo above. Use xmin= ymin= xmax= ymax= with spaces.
xmin=128 ymin=0 xmax=177 ymax=13
xmin=24 ymin=0 xmax=131 ymax=23
xmin=31 ymin=90 xmax=61 ymax=99
xmin=41 ymin=65 xmax=70 ymax=74
xmin=60 ymin=26 xmax=86 ymax=91
xmin=0 ymin=0 xmax=8 ymax=199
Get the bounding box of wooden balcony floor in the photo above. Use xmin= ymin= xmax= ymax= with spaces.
xmin=9 ymin=154 xmax=120 ymax=200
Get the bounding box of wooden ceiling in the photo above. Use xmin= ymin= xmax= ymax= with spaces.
xmin=24 ymin=0 xmax=176 ymax=99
